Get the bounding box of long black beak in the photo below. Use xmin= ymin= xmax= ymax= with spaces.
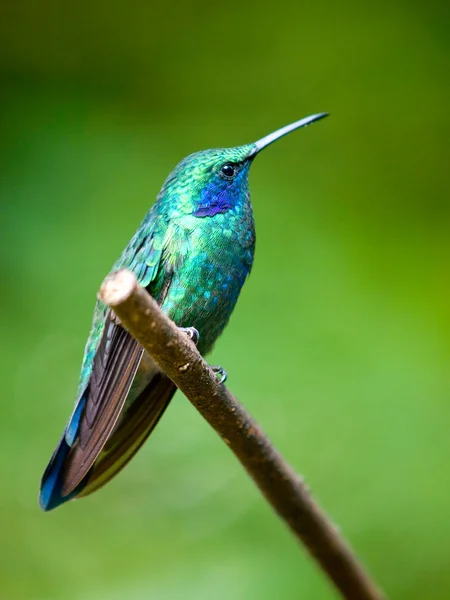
xmin=250 ymin=113 xmax=328 ymax=156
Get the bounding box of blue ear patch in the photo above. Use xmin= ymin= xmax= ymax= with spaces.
xmin=192 ymin=162 xmax=251 ymax=218
xmin=193 ymin=191 xmax=232 ymax=217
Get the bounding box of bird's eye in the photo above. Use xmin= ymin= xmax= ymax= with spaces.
xmin=220 ymin=163 xmax=236 ymax=179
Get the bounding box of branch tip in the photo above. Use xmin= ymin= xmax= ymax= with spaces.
xmin=99 ymin=269 xmax=138 ymax=306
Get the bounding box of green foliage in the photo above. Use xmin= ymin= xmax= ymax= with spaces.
xmin=1 ymin=1 xmax=449 ymax=598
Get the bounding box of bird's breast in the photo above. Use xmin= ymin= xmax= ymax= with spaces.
xmin=160 ymin=209 xmax=255 ymax=354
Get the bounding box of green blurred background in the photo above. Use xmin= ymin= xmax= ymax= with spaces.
xmin=1 ymin=1 xmax=449 ymax=598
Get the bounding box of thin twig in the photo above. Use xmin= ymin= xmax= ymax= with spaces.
xmin=99 ymin=269 xmax=385 ymax=600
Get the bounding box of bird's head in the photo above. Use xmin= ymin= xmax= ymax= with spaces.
xmin=158 ymin=113 xmax=328 ymax=217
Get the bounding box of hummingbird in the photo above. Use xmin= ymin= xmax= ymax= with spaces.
xmin=39 ymin=113 xmax=328 ymax=511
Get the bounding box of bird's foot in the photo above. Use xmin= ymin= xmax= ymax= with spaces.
xmin=179 ymin=327 xmax=200 ymax=346
xmin=210 ymin=365 xmax=228 ymax=384
xmin=179 ymin=328 xmax=226 ymax=383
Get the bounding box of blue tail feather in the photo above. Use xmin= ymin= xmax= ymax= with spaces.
xmin=65 ymin=391 xmax=86 ymax=446
xmin=39 ymin=392 xmax=88 ymax=511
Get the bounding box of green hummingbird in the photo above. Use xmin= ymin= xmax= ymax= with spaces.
xmin=39 ymin=113 xmax=328 ymax=510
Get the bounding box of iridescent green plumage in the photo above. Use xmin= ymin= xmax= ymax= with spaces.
xmin=80 ymin=143 xmax=256 ymax=391
xmin=40 ymin=114 xmax=327 ymax=510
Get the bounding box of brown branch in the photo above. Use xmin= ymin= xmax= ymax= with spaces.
xmin=99 ymin=269 xmax=386 ymax=600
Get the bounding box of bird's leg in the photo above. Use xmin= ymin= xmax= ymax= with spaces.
xmin=210 ymin=365 xmax=228 ymax=384
xmin=179 ymin=327 xmax=200 ymax=346
xmin=179 ymin=328 xmax=227 ymax=383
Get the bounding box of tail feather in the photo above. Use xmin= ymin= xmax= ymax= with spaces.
xmin=39 ymin=392 xmax=87 ymax=511
xmin=39 ymin=372 xmax=176 ymax=510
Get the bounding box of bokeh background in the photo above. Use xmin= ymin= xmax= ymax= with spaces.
xmin=1 ymin=1 xmax=449 ymax=598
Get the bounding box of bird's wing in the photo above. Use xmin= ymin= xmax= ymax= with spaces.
xmin=60 ymin=310 xmax=144 ymax=495
xmin=77 ymin=370 xmax=177 ymax=498
xmin=40 ymin=216 xmax=171 ymax=508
